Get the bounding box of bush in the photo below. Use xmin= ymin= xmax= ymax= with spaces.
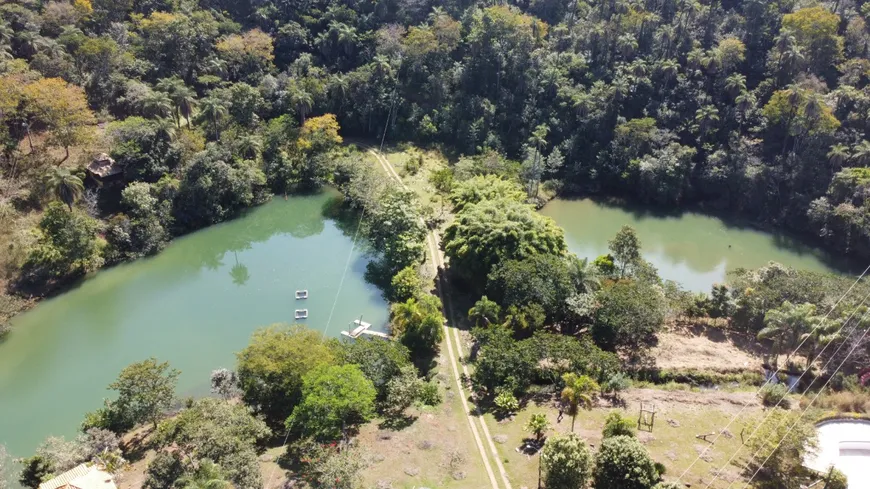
xmin=759 ymin=383 xmax=790 ymax=408
xmin=417 ymin=381 xmax=442 ymax=405
xmin=389 ymin=265 xmax=424 ymax=303
xmin=825 ymin=467 xmax=848 ymax=489
xmin=803 ymin=391 xmax=870 ymax=413
xmin=405 ymin=154 xmax=423 ymax=175
xmin=143 ymin=451 xmax=185 ymax=489
xmin=602 ymin=411 xmax=635 ymax=439
xmin=602 ymin=372 xmax=631 ymax=397
xmin=541 ymin=433 xmax=593 ymax=489
xmin=493 ymin=391 xmax=520 ymax=416
xmin=593 ymin=435 xmax=659 ymax=489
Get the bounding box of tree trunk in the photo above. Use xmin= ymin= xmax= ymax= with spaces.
xmin=57 ymin=146 xmax=69 ymax=166
xmin=571 ymin=414 xmax=576 ymax=432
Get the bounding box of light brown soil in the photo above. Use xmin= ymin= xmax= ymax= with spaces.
xmin=652 ymin=321 xmax=763 ymax=372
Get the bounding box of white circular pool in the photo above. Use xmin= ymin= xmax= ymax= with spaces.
xmin=805 ymin=419 xmax=870 ymax=489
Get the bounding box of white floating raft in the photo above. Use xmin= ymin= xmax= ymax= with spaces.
xmin=295 ymin=290 xmax=308 ymax=299
xmin=294 ymin=309 xmax=308 ymax=319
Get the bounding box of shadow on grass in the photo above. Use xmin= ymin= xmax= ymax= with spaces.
xmin=378 ymin=413 xmax=419 ymax=431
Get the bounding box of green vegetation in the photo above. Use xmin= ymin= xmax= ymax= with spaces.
xmin=7 ymin=0 xmax=870 ymax=487
xmin=540 ymin=433 xmax=593 ymax=489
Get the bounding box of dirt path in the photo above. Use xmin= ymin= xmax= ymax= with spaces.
xmin=367 ymin=148 xmax=508 ymax=489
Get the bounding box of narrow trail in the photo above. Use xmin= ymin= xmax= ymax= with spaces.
xmin=366 ymin=148 xmax=512 ymax=489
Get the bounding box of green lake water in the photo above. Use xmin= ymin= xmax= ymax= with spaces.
xmin=541 ymin=198 xmax=852 ymax=292
xmin=0 ymin=192 xmax=388 ymax=457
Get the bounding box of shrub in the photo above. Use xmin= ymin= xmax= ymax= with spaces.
xmin=759 ymin=383 xmax=790 ymax=408
xmin=405 ymin=154 xmax=423 ymax=175
xmin=602 ymin=411 xmax=635 ymax=439
xmin=143 ymin=451 xmax=185 ymax=489
xmin=541 ymin=433 xmax=593 ymax=489
xmin=390 ymin=265 xmax=424 ymax=303
xmin=802 ymin=391 xmax=870 ymax=413
xmin=602 ymin=372 xmax=631 ymax=397
xmin=825 ymin=467 xmax=848 ymax=489
xmin=417 ymin=381 xmax=442 ymax=405
xmin=493 ymin=391 xmax=520 ymax=416
xmin=593 ymin=435 xmax=659 ymax=489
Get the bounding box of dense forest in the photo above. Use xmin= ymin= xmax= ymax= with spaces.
xmin=4 ymin=0 xmax=870 ymax=265
xmin=5 ymin=1 xmax=870 ymax=488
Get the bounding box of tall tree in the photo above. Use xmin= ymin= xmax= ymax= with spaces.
xmin=109 ymin=358 xmax=180 ymax=429
xmin=560 ymin=373 xmax=600 ymax=432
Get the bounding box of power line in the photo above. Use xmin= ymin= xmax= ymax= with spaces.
xmin=674 ymin=263 xmax=870 ymax=485
xmin=702 ymin=287 xmax=870 ymax=489
xmin=738 ymin=307 xmax=870 ymax=489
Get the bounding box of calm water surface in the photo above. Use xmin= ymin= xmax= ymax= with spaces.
xmin=541 ymin=198 xmax=850 ymax=292
xmin=0 ymin=192 xmax=388 ymax=457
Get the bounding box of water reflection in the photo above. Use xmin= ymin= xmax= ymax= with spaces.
xmin=542 ymin=197 xmax=850 ymax=291
xmin=0 ymin=192 xmax=388 ymax=457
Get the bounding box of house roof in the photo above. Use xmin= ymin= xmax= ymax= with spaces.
xmin=38 ymin=464 xmax=117 ymax=489
xmin=87 ymin=153 xmax=123 ymax=178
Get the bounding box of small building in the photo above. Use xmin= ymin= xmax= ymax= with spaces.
xmin=86 ymin=153 xmax=123 ymax=183
xmin=38 ymin=464 xmax=117 ymax=489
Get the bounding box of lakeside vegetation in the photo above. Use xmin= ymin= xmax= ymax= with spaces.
xmin=2 ymin=0 xmax=870 ymax=488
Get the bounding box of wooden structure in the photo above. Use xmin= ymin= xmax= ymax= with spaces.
xmin=341 ymin=319 xmax=389 ymax=340
xmin=638 ymin=402 xmax=657 ymax=432
xmin=86 ymin=153 xmax=123 ymax=183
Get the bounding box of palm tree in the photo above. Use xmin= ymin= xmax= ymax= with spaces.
xmin=16 ymin=31 xmax=48 ymax=58
xmin=758 ymin=301 xmax=818 ymax=369
xmin=658 ymin=59 xmax=679 ymax=82
xmin=334 ymin=22 xmax=357 ymax=56
xmin=141 ymin=91 xmax=173 ymax=119
xmin=524 ymin=413 xmax=550 ymax=444
xmin=852 ymin=140 xmax=870 ymax=166
xmin=390 ymin=298 xmax=423 ymax=337
xmin=560 ymin=373 xmax=600 ymax=432
xmin=468 ymin=296 xmax=501 ymax=326
xmin=236 ymin=134 xmax=262 ymax=160
xmin=177 ymin=460 xmax=229 ymax=489
xmin=43 ymin=168 xmax=84 ymax=211
xmin=0 ymin=22 xmax=13 ymax=45
xmin=827 ymin=144 xmax=851 ymax=167
xmin=153 ymin=118 xmax=177 ymax=142
xmin=199 ymin=97 xmax=228 ymax=140
xmin=290 ymin=87 xmax=314 ymax=125
xmin=157 ymin=77 xmax=197 ymax=128
xmin=694 ymin=105 xmax=720 ymax=136
xmin=724 ymin=73 xmax=746 ymax=98
xmin=566 ymin=256 xmax=600 ymax=292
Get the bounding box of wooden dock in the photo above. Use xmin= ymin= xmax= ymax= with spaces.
xmin=341 ymin=319 xmax=390 ymax=340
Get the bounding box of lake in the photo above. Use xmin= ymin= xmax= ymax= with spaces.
xmin=540 ymin=198 xmax=850 ymax=292
xmin=0 ymin=191 xmax=388 ymax=457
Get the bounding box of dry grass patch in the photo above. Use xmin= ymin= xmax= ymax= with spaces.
xmin=357 ymin=355 xmax=491 ymax=489
xmin=482 ymin=388 xmax=762 ymax=489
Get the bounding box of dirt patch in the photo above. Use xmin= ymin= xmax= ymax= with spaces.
xmin=652 ymin=322 xmax=763 ymax=372
xmin=623 ymin=388 xmax=761 ymax=415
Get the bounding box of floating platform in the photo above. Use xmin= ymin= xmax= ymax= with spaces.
xmin=294 ymin=309 xmax=308 ymax=319
xmin=341 ymin=319 xmax=389 ymax=340
xmin=295 ymin=290 xmax=308 ymax=299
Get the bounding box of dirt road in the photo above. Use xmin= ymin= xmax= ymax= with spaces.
xmin=367 ymin=148 xmax=512 ymax=489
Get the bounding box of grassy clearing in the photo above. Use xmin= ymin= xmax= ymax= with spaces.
xmin=357 ymin=351 xmax=491 ymax=489
xmin=484 ymin=391 xmax=761 ymax=489
xmin=380 ymin=144 xmax=453 ymax=229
